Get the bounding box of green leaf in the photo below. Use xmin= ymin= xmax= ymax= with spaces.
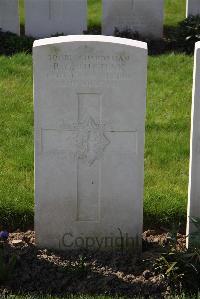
xmin=166 ymin=262 xmax=177 ymax=274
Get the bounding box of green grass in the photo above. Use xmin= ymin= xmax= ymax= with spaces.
xmin=145 ymin=53 xmax=193 ymax=227
xmin=165 ymin=0 xmax=186 ymax=28
xmin=0 ymin=54 xmax=33 ymax=229
xmin=1 ymin=298 xmax=96 ymax=299
xmin=19 ymin=0 xmax=25 ymax=26
xmin=0 ymin=0 xmax=195 ymax=230
xmin=3 ymin=295 xmax=199 ymax=299
xmin=88 ymin=0 xmax=102 ymax=29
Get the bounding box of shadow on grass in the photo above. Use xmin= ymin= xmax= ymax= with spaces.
xmin=20 ymin=24 xmax=25 ymax=36
xmin=114 ymin=24 xmax=194 ymax=56
xmin=0 ymin=31 xmax=34 ymax=56
xmin=0 ymin=209 xmax=34 ymax=232
xmin=164 ymin=24 xmax=178 ymax=40
xmin=0 ymin=25 xmax=102 ymax=57
xmin=85 ymin=25 xmax=101 ymax=35
xmin=144 ymin=210 xmax=186 ymax=234
xmin=0 ymin=208 xmax=186 ymax=236
xmin=0 ymin=23 xmax=195 ymax=57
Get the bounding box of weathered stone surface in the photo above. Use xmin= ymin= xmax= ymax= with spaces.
xmin=186 ymin=0 xmax=200 ymax=17
xmin=102 ymin=0 xmax=164 ymax=39
xmin=187 ymin=41 xmax=200 ymax=247
xmin=25 ymin=0 xmax=87 ymax=38
xmin=33 ymin=35 xmax=147 ymax=250
xmin=0 ymin=0 xmax=20 ymax=35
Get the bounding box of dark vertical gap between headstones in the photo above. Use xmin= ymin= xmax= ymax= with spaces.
xmin=19 ymin=0 xmax=25 ymax=35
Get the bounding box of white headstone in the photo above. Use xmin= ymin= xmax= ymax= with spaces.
xmin=0 ymin=0 xmax=20 ymax=35
xmin=102 ymin=0 xmax=164 ymax=39
xmin=34 ymin=35 xmax=147 ymax=251
xmin=186 ymin=0 xmax=200 ymax=17
xmin=25 ymin=0 xmax=87 ymax=38
xmin=187 ymin=41 xmax=200 ymax=247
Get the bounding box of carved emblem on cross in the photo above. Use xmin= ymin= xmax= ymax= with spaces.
xmin=75 ymin=116 xmax=110 ymax=166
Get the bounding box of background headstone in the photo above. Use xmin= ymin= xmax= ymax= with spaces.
xmin=186 ymin=0 xmax=200 ymax=17
xmin=33 ymin=35 xmax=147 ymax=250
xmin=102 ymin=0 xmax=164 ymax=39
xmin=0 ymin=0 xmax=20 ymax=35
xmin=187 ymin=41 xmax=200 ymax=247
xmin=25 ymin=0 xmax=87 ymax=38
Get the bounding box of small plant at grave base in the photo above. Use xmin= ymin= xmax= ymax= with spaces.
xmin=153 ymin=227 xmax=200 ymax=295
xmin=189 ymin=217 xmax=200 ymax=248
xmin=0 ymin=246 xmax=17 ymax=284
xmin=73 ymin=254 xmax=90 ymax=278
xmin=176 ymin=15 xmax=200 ymax=54
xmin=64 ymin=255 xmax=90 ymax=279
xmin=165 ymin=223 xmax=182 ymax=248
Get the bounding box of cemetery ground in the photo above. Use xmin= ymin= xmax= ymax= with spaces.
xmin=0 ymin=0 xmax=200 ymax=298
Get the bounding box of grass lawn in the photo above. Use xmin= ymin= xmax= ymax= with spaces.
xmin=165 ymin=0 xmax=186 ymax=27
xmin=3 ymin=295 xmax=199 ymax=299
xmin=0 ymin=0 xmax=193 ymax=230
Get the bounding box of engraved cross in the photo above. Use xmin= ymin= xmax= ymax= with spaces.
xmin=41 ymin=93 xmax=137 ymax=222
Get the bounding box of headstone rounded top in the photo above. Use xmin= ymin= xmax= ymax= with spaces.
xmin=195 ymin=41 xmax=200 ymax=50
xmin=25 ymin=0 xmax=87 ymax=38
xmin=33 ymin=35 xmax=147 ymax=50
xmin=102 ymin=0 xmax=164 ymax=39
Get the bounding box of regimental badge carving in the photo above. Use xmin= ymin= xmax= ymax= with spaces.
xmin=75 ymin=117 xmax=110 ymax=166
xmin=42 ymin=117 xmax=110 ymax=166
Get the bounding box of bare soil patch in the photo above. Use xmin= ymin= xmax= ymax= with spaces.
xmin=0 ymin=230 xmax=187 ymax=298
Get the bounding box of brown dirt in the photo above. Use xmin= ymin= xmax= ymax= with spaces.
xmin=0 ymin=230 xmax=186 ymax=298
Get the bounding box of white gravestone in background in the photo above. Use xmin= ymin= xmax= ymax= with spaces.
xmin=186 ymin=0 xmax=200 ymax=17
xmin=25 ymin=0 xmax=87 ymax=38
xmin=33 ymin=35 xmax=147 ymax=250
xmin=187 ymin=42 xmax=200 ymax=247
xmin=0 ymin=0 xmax=20 ymax=35
xmin=102 ymin=0 xmax=164 ymax=39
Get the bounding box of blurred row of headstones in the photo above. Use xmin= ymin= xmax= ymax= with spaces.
xmin=0 ymin=0 xmax=200 ymax=39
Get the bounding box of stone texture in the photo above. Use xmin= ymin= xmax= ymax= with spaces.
xmin=102 ymin=0 xmax=164 ymax=39
xmin=0 ymin=0 xmax=20 ymax=35
xmin=25 ymin=0 xmax=87 ymax=38
xmin=186 ymin=0 xmax=200 ymax=17
xmin=187 ymin=41 xmax=200 ymax=247
xmin=33 ymin=35 xmax=147 ymax=250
